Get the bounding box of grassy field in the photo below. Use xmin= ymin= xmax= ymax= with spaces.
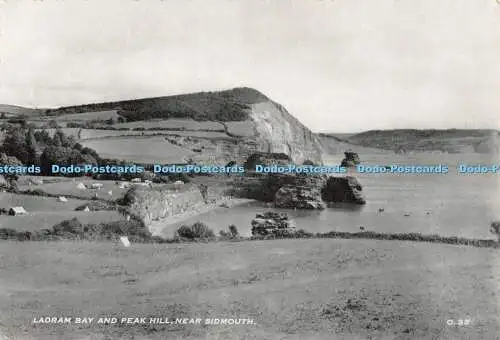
xmin=113 ymin=119 xmax=225 ymax=131
xmin=78 ymin=130 xmax=230 ymax=140
xmin=39 ymin=128 xmax=81 ymax=139
xmin=79 ymin=136 xmax=197 ymax=163
xmin=0 ymin=210 xmax=125 ymax=231
xmin=0 ymin=238 xmax=498 ymax=340
xmin=0 ymin=104 xmax=42 ymax=117
xmin=52 ymin=110 xmax=121 ymax=122
xmin=0 ymin=193 xmax=84 ymax=212
xmin=17 ymin=179 xmax=129 ymax=201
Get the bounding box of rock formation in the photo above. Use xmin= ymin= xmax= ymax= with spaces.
xmin=243 ymin=152 xmax=292 ymax=171
xmin=233 ymin=166 xmax=366 ymax=208
xmin=251 ymin=211 xmax=296 ymax=236
xmin=321 ymin=176 xmax=366 ymax=205
xmin=274 ymin=184 xmax=325 ymax=210
xmin=340 ymin=151 xmax=360 ymax=168
xmin=120 ymin=183 xmax=231 ymax=230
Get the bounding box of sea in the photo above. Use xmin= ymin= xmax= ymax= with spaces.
xmin=165 ymin=151 xmax=500 ymax=240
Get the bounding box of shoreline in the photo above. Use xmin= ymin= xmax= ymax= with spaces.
xmin=147 ymin=197 xmax=256 ymax=237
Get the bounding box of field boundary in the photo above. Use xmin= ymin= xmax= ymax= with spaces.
xmin=2 ymin=228 xmax=499 ymax=249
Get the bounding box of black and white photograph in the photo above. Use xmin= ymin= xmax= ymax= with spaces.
xmin=0 ymin=0 xmax=500 ymax=339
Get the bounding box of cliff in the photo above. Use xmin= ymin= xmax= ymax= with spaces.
xmin=122 ymin=183 xmax=231 ymax=229
xmin=246 ymin=100 xmax=323 ymax=164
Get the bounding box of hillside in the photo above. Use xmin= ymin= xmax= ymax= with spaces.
xmin=316 ymin=133 xmax=392 ymax=157
xmin=10 ymin=87 xmax=324 ymax=164
xmin=338 ymin=129 xmax=500 ymax=154
xmin=0 ymin=104 xmax=42 ymax=117
xmin=43 ymin=87 xmax=268 ymax=122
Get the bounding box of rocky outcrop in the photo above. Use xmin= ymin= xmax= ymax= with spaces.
xmin=234 ymin=172 xmax=325 ymax=202
xmin=243 ymin=152 xmax=292 ymax=171
xmin=251 ymin=211 xmax=296 ymax=236
xmin=340 ymin=151 xmax=360 ymax=168
xmin=121 ymin=183 xmax=231 ymax=229
xmin=233 ymin=171 xmax=366 ymax=207
xmin=321 ymin=176 xmax=366 ymax=205
xmin=274 ymin=184 xmax=325 ymax=210
xmin=233 ymin=172 xmax=331 ymax=209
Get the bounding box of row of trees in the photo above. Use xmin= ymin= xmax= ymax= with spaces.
xmin=0 ymin=126 xmax=101 ymax=176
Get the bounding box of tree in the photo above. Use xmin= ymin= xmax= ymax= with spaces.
xmin=25 ymin=127 xmax=38 ymax=165
xmin=47 ymin=120 xmax=59 ymax=128
xmin=52 ymin=132 xmax=62 ymax=147
xmin=39 ymin=146 xmax=98 ymax=175
xmin=54 ymin=128 xmax=74 ymax=147
xmin=0 ymin=126 xmax=29 ymax=164
xmin=34 ymin=130 xmax=52 ymax=144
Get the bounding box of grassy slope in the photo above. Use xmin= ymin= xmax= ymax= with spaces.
xmin=0 ymin=104 xmax=42 ymax=117
xmin=317 ymin=133 xmax=392 ymax=158
xmin=79 ymin=136 xmax=198 ymax=164
xmin=43 ymin=87 xmax=269 ymax=122
xmin=0 ymin=239 xmax=498 ymax=340
xmin=344 ymin=129 xmax=500 ymax=152
xmin=0 ymin=211 xmax=125 ymax=231
xmin=0 ymin=193 xmax=84 ymax=212
xmin=17 ymin=179 xmax=129 ymax=201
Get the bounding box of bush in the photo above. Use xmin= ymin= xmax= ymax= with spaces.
xmin=176 ymin=222 xmax=215 ymax=240
xmin=219 ymin=224 xmax=240 ymax=240
xmin=23 ymin=188 xmax=48 ymax=196
xmin=177 ymin=225 xmax=194 ymax=239
xmin=75 ymin=201 xmax=116 ymax=211
xmin=53 ymin=217 xmax=83 ymax=234
xmin=228 ymin=224 xmax=239 ymax=237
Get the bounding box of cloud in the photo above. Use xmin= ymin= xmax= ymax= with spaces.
xmin=0 ymin=0 xmax=498 ymax=131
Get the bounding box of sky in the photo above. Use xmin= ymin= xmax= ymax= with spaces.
xmin=0 ymin=0 xmax=499 ymax=133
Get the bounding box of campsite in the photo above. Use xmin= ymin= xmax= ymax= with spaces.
xmin=1 ymin=0 xmax=499 ymax=338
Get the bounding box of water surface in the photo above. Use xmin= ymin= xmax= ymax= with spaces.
xmin=164 ymin=152 xmax=500 ymax=240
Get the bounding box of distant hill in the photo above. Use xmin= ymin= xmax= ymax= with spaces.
xmin=0 ymin=104 xmax=43 ymax=117
xmin=343 ymin=129 xmax=500 ymax=154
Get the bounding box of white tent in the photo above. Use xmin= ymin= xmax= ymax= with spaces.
xmin=83 ymin=206 xmax=90 ymax=212
xmin=57 ymin=196 xmax=68 ymax=202
xmin=107 ymin=190 xmax=113 ymax=196
xmin=76 ymin=183 xmax=86 ymax=190
xmin=119 ymin=182 xmax=130 ymax=189
xmin=173 ymin=180 xmax=184 ymax=189
xmin=91 ymin=183 xmax=103 ymax=189
xmin=9 ymin=206 xmax=27 ymax=215
xmin=131 ymin=178 xmax=141 ymax=183
xmin=119 ymin=236 xmax=131 ymax=247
